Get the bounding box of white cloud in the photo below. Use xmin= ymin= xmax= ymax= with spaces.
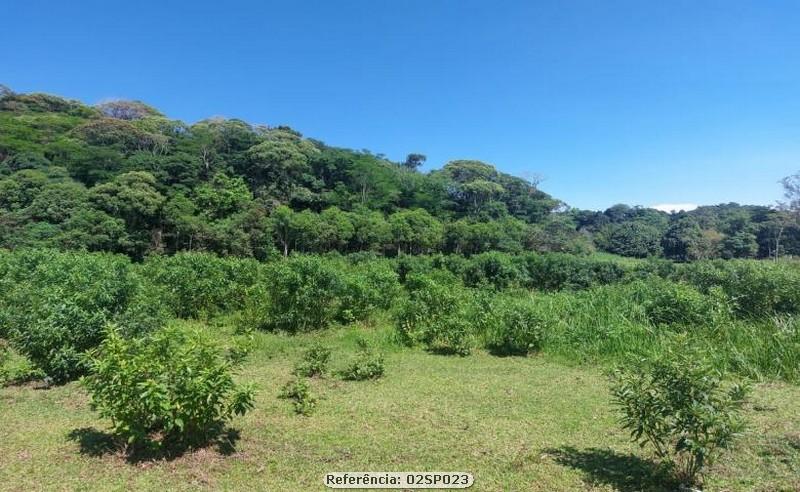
xmin=650 ymin=203 xmax=699 ymax=213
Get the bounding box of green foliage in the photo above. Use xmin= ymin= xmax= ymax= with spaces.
xmin=337 ymin=260 xmax=401 ymax=322
xmin=519 ymin=252 xmax=628 ymax=291
xmin=609 ymin=340 xmax=749 ymax=485
xmin=631 ymin=279 xmax=714 ymax=327
xmin=601 ymin=222 xmax=663 ymax=258
xmin=487 ymin=297 xmax=547 ymax=356
xmin=341 ymin=339 xmax=385 ymax=380
xmin=83 ymin=326 xmax=255 ymax=447
xmin=140 ymin=252 xmax=262 ymax=319
xmin=677 ymin=260 xmax=800 ymax=317
xmin=293 ymin=344 xmax=332 ymax=378
xmin=258 ymin=256 xmax=344 ymax=332
xmin=461 ymin=251 xmax=525 ymax=289
xmin=0 ymin=249 xmax=166 ymax=382
xmin=279 ymin=378 xmax=318 ymax=415
xmin=395 ymin=274 xmax=477 ymax=355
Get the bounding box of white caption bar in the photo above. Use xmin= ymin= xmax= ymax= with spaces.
xmin=324 ymin=472 xmax=474 ymax=489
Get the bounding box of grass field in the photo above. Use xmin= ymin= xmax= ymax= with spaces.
xmin=1 ymin=321 xmax=799 ymax=492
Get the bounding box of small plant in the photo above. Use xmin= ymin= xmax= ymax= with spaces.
xmin=259 ymin=256 xmax=344 ymax=332
xmin=280 ymin=378 xmax=317 ymax=416
xmin=633 ymin=278 xmax=710 ymax=327
xmin=341 ymin=339 xmax=385 ymax=381
xmin=293 ymin=343 xmax=332 ymax=378
xmin=488 ymin=298 xmax=546 ymax=356
xmin=395 ymin=274 xmax=477 ymax=355
xmin=83 ymin=326 xmax=255 ymax=449
xmin=609 ymin=338 xmax=749 ymax=486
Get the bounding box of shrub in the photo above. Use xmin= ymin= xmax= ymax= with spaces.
xmin=293 ymin=344 xmax=332 ymax=378
xmin=337 ymin=261 xmax=401 ymax=323
xmin=677 ymin=260 xmax=800 ymax=318
xmin=0 ymin=340 xmax=44 ymax=386
xmin=0 ymin=249 xmax=166 ymax=382
xmin=461 ymin=252 xmax=525 ymax=290
xmin=341 ymin=339 xmax=385 ymax=380
xmin=395 ymin=274 xmax=477 ymax=355
xmin=632 ymin=279 xmax=711 ymax=327
xmin=257 ymin=256 xmax=344 ymax=332
xmin=519 ymin=253 xmax=627 ymax=291
xmin=609 ymin=339 xmax=749 ymax=486
xmin=140 ymin=252 xmax=262 ymax=319
xmin=279 ymin=378 xmax=318 ymax=416
xmin=83 ymin=326 xmax=255 ymax=448
xmin=487 ymin=297 xmax=547 ymax=355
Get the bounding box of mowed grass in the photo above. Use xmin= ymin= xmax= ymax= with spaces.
xmin=1 ymin=321 xmax=799 ymax=492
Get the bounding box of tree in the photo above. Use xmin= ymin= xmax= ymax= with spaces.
xmin=403 ymin=153 xmax=426 ymax=171
xmin=89 ymin=171 xmax=165 ymax=257
xmin=350 ymin=207 xmax=391 ymax=252
xmin=270 ymin=205 xmax=296 ymax=257
xmin=96 ymin=100 xmax=162 ymax=120
xmin=776 ymin=171 xmax=800 ymax=259
xmin=603 ymin=222 xmax=662 ymax=258
xmin=194 ymin=173 xmax=253 ymax=220
xmin=662 ymin=217 xmax=708 ymax=261
xmin=720 ymin=231 xmax=758 ymax=259
xmin=388 ymin=208 xmax=443 ymax=254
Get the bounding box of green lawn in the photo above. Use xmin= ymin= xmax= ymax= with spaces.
xmin=1 ymin=322 xmax=799 ymax=491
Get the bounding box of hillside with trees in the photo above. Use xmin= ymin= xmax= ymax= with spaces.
xmin=3 ymin=86 xmax=796 ymax=261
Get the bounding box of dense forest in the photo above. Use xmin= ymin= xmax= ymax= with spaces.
xmin=2 ymin=85 xmax=796 ymax=261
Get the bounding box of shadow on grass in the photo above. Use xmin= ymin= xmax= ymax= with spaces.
xmin=67 ymin=427 xmax=241 ymax=463
xmin=546 ymin=446 xmax=678 ymax=492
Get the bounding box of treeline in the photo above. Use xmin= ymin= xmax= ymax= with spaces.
xmin=1 ymin=85 xmax=798 ymax=261
xmin=573 ymin=202 xmax=799 ymax=260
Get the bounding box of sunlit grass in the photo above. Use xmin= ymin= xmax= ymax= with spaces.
xmin=1 ymin=321 xmax=798 ymax=491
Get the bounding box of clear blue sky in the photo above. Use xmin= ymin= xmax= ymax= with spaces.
xmin=3 ymin=0 xmax=799 ymax=210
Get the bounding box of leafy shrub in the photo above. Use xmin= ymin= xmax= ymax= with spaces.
xmin=0 ymin=249 xmax=166 ymax=382
xmin=461 ymin=252 xmax=525 ymax=290
xmin=487 ymin=297 xmax=547 ymax=355
xmin=677 ymin=260 xmax=800 ymax=318
xmin=338 ymin=261 xmax=401 ymax=322
xmin=280 ymin=378 xmax=318 ymax=415
xmin=0 ymin=339 xmax=43 ymax=386
xmin=341 ymin=339 xmax=385 ymax=381
xmin=257 ymin=256 xmax=344 ymax=332
xmin=632 ymin=279 xmax=711 ymax=327
xmin=140 ymin=252 xmax=262 ymax=319
xmin=609 ymin=340 xmax=749 ymax=486
xmin=519 ymin=253 xmax=628 ymax=291
xmin=395 ymin=274 xmax=477 ymax=355
xmin=83 ymin=326 xmax=255 ymax=448
xmin=293 ymin=344 xmax=332 ymax=378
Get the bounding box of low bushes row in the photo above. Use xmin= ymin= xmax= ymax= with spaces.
xmin=0 ymin=249 xmax=165 ymax=382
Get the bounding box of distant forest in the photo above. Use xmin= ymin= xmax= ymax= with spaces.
xmin=0 ymin=85 xmax=797 ymax=261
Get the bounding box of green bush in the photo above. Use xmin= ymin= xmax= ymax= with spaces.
xmin=83 ymin=326 xmax=255 ymax=448
xmin=338 ymin=261 xmax=401 ymax=323
xmin=677 ymin=260 xmax=800 ymax=318
xmin=140 ymin=252 xmax=262 ymax=319
xmin=257 ymin=256 xmax=344 ymax=332
xmin=461 ymin=252 xmax=525 ymax=290
xmin=279 ymin=378 xmax=318 ymax=415
xmin=395 ymin=274 xmax=477 ymax=355
xmin=609 ymin=339 xmax=749 ymax=486
xmin=341 ymin=340 xmax=385 ymax=380
xmin=519 ymin=253 xmax=628 ymax=291
xmin=632 ymin=279 xmax=712 ymax=327
xmin=293 ymin=344 xmax=332 ymax=378
xmin=0 ymin=249 xmax=166 ymax=382
xmin=487 ymin=297 xmax=547 ymax=355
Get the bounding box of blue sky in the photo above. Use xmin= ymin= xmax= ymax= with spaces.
xmin=2 ymin=0 xmax=799 ymax=211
